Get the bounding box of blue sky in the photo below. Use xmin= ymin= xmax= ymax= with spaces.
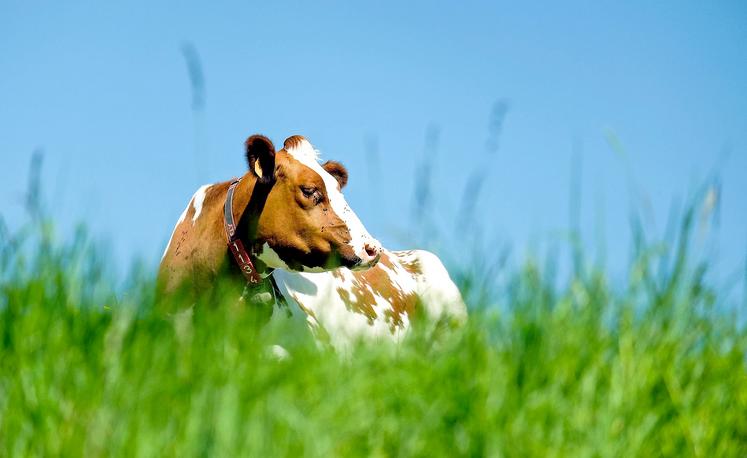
xmin=1 ymin=1 xmax=745 ymax=290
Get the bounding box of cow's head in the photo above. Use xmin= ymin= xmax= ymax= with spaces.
xmin=245 ymin=134 xmax=382 ymax=272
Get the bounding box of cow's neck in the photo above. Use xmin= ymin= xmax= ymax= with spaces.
xmin=232 ymin=173 xmax=273 ymax=260
xmin=225 ymin=174 xmax=289 ymax=308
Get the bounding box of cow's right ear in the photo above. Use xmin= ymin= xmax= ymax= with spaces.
xmin=245 ymin=135 xmax=276 ymax=184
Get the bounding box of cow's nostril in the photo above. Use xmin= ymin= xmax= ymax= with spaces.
xmin=364 ymin=244 xmax=379 ymax=258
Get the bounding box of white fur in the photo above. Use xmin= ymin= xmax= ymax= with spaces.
xmin=284 ymin=138 xmax=381 ymax=263
xmin=191 ymin=184 xmax=211 ymax=223
xmin=405 ymin=250 xmax=468 ymax=323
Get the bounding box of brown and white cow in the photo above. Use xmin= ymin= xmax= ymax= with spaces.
xmin=159 ymin=134 xmax=466 ymax=348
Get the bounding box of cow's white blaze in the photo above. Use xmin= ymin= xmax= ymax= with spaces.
xmin=284 ymin=139 xmax=380 ymax=264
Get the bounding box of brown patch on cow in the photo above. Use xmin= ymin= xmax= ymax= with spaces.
xmin=334 ymin=252 xmax=419 ymax=332
xmin=373 ymin=253 xmax=419 ymax=330
xmin=333 ymin=270 xmax=378 ymax=324
xmin=396 ymin=250 xmax=423 ymax=276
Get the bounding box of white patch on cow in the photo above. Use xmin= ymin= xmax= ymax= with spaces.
xmin=191 ymin=184 xmax=211 ymax=223
xmin=284 ymin=138 xmax=380 ymax=262
xmin=286 ymin=141 xmax=320 ymax=162
xmin=161 ymin=189 xmax=199 ymax=261
xmin=400 ymin=250 xmax=467 ymax=324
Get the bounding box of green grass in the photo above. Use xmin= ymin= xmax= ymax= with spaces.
xmin=1 ymin=210 xmax=746 ymax=457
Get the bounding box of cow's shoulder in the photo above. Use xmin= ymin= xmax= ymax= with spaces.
xmin=158 ymin=181 xmax=234 ymax=294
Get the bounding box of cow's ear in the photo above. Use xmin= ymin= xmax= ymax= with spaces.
xmin=322 ymin=161 xmax=348 ymax=189
xmin=245 ymin=135 xmax=276 ymax=184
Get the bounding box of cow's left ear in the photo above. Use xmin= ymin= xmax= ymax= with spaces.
xmin=322 ymin=161 xmax=348 ymax=189
xmin=245 ymin=134 xmax=276 ymax=184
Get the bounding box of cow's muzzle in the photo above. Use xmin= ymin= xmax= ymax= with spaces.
xmin=350 ymin=241 xmax=382 ymax=271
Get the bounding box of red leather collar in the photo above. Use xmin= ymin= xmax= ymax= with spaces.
xmin=224 ymin=179 xmax=263 ymax=285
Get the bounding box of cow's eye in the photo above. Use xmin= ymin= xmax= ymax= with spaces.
xmin=300 ymin=186 xmax=322 ymax=204
xmin=301 ymin=186 xmax=316 ymax=198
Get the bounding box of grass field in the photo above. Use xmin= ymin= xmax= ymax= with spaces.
xmin=1 ymin=204 xmax=746 ymax=457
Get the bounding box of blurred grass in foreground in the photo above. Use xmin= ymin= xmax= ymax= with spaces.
xmin=1 ymin=206 xmax=746 ymax=457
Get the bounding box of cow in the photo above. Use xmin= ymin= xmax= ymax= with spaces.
xmin=158 ymin=134 xmax=466 ymax=349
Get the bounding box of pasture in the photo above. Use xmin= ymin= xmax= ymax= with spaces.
xmin=1 ymin=201 xmax=745 ymax=457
